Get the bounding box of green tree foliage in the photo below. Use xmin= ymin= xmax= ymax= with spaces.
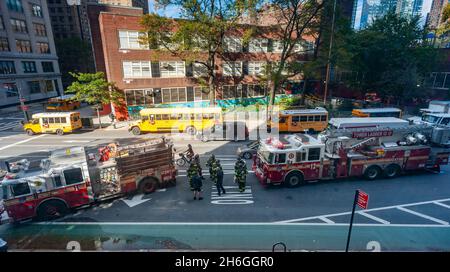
xmin=437 ymin=3 xmax=450 ymax=36
xmin=346 ymin=11 xmax=437 ymax=102
xmin=140 ymin=0 xmax=259 ymax=105
xmin=66 ymin=72 xmax=124 ymax=127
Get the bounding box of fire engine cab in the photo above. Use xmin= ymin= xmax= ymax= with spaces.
xmin=253 ymin=122 xmax=450 ymax=187
xmin=1 ymin=137 xmax=176 ymax=223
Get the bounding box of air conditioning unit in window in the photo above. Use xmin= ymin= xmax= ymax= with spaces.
xmin=119 ymin=49 xmax=130 ymax=54
xmin=124 ymin=79 xmax=133 ymax=84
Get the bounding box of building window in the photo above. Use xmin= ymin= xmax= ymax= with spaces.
xmin=16 ymin=40 xmax=32 ymax=53
xmin=125 ymin=89 xmax=153 ymax=106
xmin=0 ymin=38 xmax=10 ymax=52
xmin=223 ymin=36 xmax=242 ymax=52
xmin=223 ymin=61 xmax=242 ymax=76
xmin=194 ymin=86 xmax=209 ymax=101
xmin=7 ymin=0 xmax=24 ymax=13
xmin=42 ymin=62 xmax=54 ymax=73
xmin=3 ymin=83 xmax=18 ymax=97
xmin=0 ymin=17 xmax=5 ymax=30
xmin=222 ymin=85 xmax=240 ymax=99
xmin=22 ymin=61 xmax=37 ymax=73
xmin=249 ymin=38 xmax=268 ymax=53
xmin=122 ymin=61 xmax=151 ymax=78
xmin=193 ymin=63 xmax=208 ymax=77
xmin=161 ymin=87 xmax=187 ymax=103
xmin=272 ymin=40 xmax=284 ymax=53
xmin=0 ymin=61 xmax=16 ymax=75
xmin=160 ymin=61 xmax=185 ymax=78
xmin=37 ymin=42 xmax=50 ymax=54
xmin=118 ymin=30 xmax=148 ymax=49
xmin=247 ymin=84 xmax=266 ymax=97
xmin=10 ymin=18 xmax=28 ymax=33
xmin=44 ymin=80 xmax=55 ymax=92
xmin=33 ymin=23 xmax=47 ymax=36
xmin=30 ymin=4 xmax=43 ymax=17
xmin=28 ymin=81 xmax=41 ymax=94
xmin=248 ymin=62 xmax=266 ymax=76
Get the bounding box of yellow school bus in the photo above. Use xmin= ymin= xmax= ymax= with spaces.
xmin=23 ymin=112 xmax=82 ymax=136
xmin=352 ymin=108 xmax=402 ymax=118
xmin=274 ymin=107 xmax=328 ymax=133
xmin=128 ymin=107 xmax=223 ymax=135
xmin=46 ymin=95 xmax=81 ymax=111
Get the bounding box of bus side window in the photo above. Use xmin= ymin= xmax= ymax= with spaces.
xmin=279 ymin=117 xmax=286 ymax=123
xmin=195 ymin=114 xmax=202 ymax=120
xmin=162 ymin=114 xmax=170 ymax=120
xmin=155 ymin=115 xmax=162 ymax=120
xmin=292 ymin=116 xmax=300 ymax=123
xmin=42 ymin=117 xmax=49 ymax=124
xmin=300 ymin=116 xmax=307 ymax=122
xmin=170 ymin=114 xmax=178 ymax=120
xmin=314 ymin=115 xmax=321 ymax=121
xmin=142 ymin=115 xmax=149 ymax=121
xmin=190 ymin=114 xmax=195 ymax=120
xmin=321 ymin=115 xmax=327 ymax=121
xmin=54 ymin=117 xmax=61 ymax=123
xmin=61 ymin=117 xmax=67 ymax=123
xmin=178 ymin=114 xmax=183 ymax=120
xmin=307 ymin=116 xmax=314 ymax=122
xmin=11 ymin=182 xmax=31 ymax=197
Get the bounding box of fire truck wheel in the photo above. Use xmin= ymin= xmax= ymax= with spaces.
xmin=364 ymin=166 xmax=381 ymax=180
xmin=56 ymin=129 xmax=64 ymax=136
xmin=37 ymin=200 xmax=69 ymax=221
xmin=185 ymin=126 xmax=197 ymax=136
xmin=26 ymin=129 xmax=34 ymax=136
xmin=284 ymin=172 xmax=304 ymax=188
xmin=139 ymin=178 xmax=158 ymax=194
xmin=131 ymin=127 xmax=141 ymax=135
xmin=384 ymin=164 xmax=400 ymax=178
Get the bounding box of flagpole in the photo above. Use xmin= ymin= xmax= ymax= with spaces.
xmin=346 ymin=189 xmax=359 ymax=252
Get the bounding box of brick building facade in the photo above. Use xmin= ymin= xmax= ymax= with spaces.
xmin=88 ymin=5 xmax=315 ymax=119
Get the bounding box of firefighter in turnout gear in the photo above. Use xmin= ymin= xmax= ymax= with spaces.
xmin=193 ymin=154 xmax=203 ymax=178
xmin=187 ymin=162 xmax=200 ymax=191
xmin=206 ymin=154 xmax=217 ymax=179
xmin=234 ymin=157 xmax=248 ymax=192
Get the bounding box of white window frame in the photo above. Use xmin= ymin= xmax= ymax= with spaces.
xmin=248 ymin=61 xmax=266 ymax=76
xmin=118 ymin=30 xmax=148 ymax=50
xmin=194 ymin=86 xmax=209 ymax=101
xmin=193 ymin=63 xmax=208 ymax=77
xmin=124 ymin=89 xmax=154 ymax=106
xmin=272 ymin=40 xmax=284 ymax=53
xmin=161 ymin=87 xmax=187 ymax=103
xmin=249 ymin=38 xmax=268 ymax=53
xmin=160 ymin=61 xmax=185 ymax=78
xmin=223 ymin=36 xmax=242 ymax=52
xmin=223 ymin=61 xmax=242 ymax=76
xmin=122 ymin=61 xmax=152 ymax=78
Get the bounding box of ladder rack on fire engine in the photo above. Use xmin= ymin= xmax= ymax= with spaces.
xmin=323 ymin=124 xmax=433 ymax=139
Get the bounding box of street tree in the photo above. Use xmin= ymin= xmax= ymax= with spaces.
xmin=437 ymin=3 xmax=450 ymax=36
xmin=348 ymin=11 xmax=438 ymax=103
xmin=140 ymin=0 xmax=259 ymax=105
xmin=255 ymin=0 xmax=324 ymax=114
xmin=66 ymin=72 xmax=124 ymax=128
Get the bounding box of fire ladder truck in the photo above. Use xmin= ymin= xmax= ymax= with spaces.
xmin=0 ymin=137 xmax=176 ymax=223
xmin=253 ymin=124 xmax=450 ymax=187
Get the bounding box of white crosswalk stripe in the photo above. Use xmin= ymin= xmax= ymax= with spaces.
xmin=0 ymin=121 xmax=21 ymax=131
xmin=210 ymin=186 xmax=254 ymax=205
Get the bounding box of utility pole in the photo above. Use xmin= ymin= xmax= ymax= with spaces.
xmin=17 ymin=84 xmax=29 ymax=121
xmin=323 ymin=0 xmax=337 ymax=104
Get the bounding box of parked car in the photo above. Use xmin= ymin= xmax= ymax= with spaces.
xmin=196 ymin=121 xmax=248 ymax=142
xmin=237 ymin=141 xmax=260 ymax=159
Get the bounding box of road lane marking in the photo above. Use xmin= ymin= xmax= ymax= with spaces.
xmin=33 ymin=222 xmax=450 ymax=227
xmin=318 ymin=216 xmax=335 ymax=224
xmin=211 ymin=185 xmax=254 ymax=205
xmin=357 ymin=211 xmax=390 ymax=224
xmin=396 ymin=207 xmax=449 ymax=225
xmin=433 ymin=202 xmax=450 ymax=209
xmin=0 ymin=134 xmax=46 ymax=151
xmin=275 ymin=197 xmax=450 ymax=223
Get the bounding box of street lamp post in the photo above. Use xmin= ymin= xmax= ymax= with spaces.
xmin=17 ymin=84 xmax=29 ymax=122
xmin=323 ymin=0 xmax=337 ymax=105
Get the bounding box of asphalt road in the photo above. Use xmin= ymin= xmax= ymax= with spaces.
xmin=1 ymin=129 xmax=450 ymax=251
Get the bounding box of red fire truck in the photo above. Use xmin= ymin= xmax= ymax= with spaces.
xmin=0 ymin=137 xmax=176 ymax=223
xmin=253 ymin=123 xmax=450 ymax=187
